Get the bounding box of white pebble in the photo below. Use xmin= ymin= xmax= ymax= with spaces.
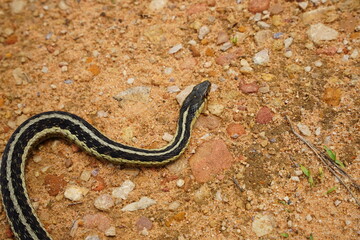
xmin=298 ymin=1 xmax=308 ymax=10
xmin=305 ymin=214 xmax=312 ymax=222
xmin=188 ymin=39 xmax=197 ymax=45
xmin=314 ymin=60 xmax=323 ymax=67
xmin=176 ymin=179 xmax=185 ymax=187
xmin=334 ymin=200 xmax=342 ymax=206
xmin=168 ymin=44 xmax=183 ymax=54
xmin=127 ymin=78 xmax=135 ymax=84
xmin=304 ymin=66 xmax=312 ymax=72
xmin=257 ymin=21 xmax=270 ymax=29
xmin=214 ymin=190 xmax=223 ymax=201
xmin=85 ymin=235 xmax=100 ymax=240
xmin=97 ymin=110 xmax=108 ymax=118
xmin=198 ymin=25 xmax=210 ymax=40
xmin=220 ymin=42 xmax=232 ymax=51
xmin=162 ymin=132 xmax=173 ymax=142
xmin=64 ymin=185 xmax=89 ymax=201
xmin=291 ymin=176 xmax=300 ymax=182
xmin=92 ymin=50 xmax=100 ymax=57
xmin=295 ymin=170 xmax=303 ymax=176
xmin=297 ymin=123 xmax=311 ymax=136
xmin=350 ymin=49 xmax=359 ymax=59
xmin=80 ymin=170 xmax=91 ymax=181
xmin=203 ymin=61 xmax=212 ymax=68
xmin=104 ymin=226 xmax=116 ymax=237
xmin=253 ymin=49 xmax=269 ymax=65
xmin=94 ymin=194 xmax=114 ymax=211
xmin=168 ymin=201 xmax=181 ymax=210
xmin=164 ymin=67 xmax=173 ymax=75
xmin=112 ymin=180 xmax=135 ymax=200
xmin=284 ymin=37 xmax=293 ymax=48
xmin=61 ymin=66 xmax=68 ymax=72
xmin=42 ymin=66 xmax=49 ymax=73
xmin=121 ymin=197 xmax=156 ymax=211
xmin=167 ymin=85 xmax=180 ymax=93
xmin=284 ymin=51 xmax=292 ymax=58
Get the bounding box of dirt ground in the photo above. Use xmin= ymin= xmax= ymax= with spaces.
xmin=0 ymin=0 xmax=359 ymax=239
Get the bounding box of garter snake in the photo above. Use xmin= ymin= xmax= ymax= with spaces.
xmin=0 ymin=80 xmax=211 ymax=240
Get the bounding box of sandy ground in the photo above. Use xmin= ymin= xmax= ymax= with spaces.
xmin=0 ymin=0 xmax=359 ymax=239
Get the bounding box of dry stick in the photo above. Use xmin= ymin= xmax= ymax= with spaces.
xmin=285 ymin=115 xmax=360 ymax=207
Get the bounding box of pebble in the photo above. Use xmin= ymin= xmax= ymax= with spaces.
xmin=306 ymin=214 xmax=313 ymax=222
xmin=304 ymin=66 xmax=312 ymax=72
xmin=207 ymin=104 xmax=224 ymax=116
xmin=284 ymin=51 xmax=292 ymax=58
xmin=176 ymin=84 xmax=195 ymax=105
xmin=127 ymin=78 xmax=135 ymax=84
xmin=112 ymin=180 xmax=135 ymax=200
xmin=80 ymin=170 xmax=91 ymax=181
xmin=85 ymin=235 xmax=100 ymax=240
xmin=136 ymin=216 xmax=153 ymax=231
xmin=350 ymin=49 xmax=359 ymax=59
xmin=121 ymin=197 xmax=156 ymax=211
xmin=97 ymin=110 xmax=108 ymax=118
xmin=255 ymin=107 xmax=273 ymax=124
xmin=58 ymin=0 xmax=69 ymax=10
xmin=248 ymin=0 xmax=270 ymax=13
xmin=94 ymin=194 xmax=114 ymax=211
xmin=257 ymin=21 xmax=270 ymax=29
xmin=298 ymin=1 xmax=308 ymax=10
xmin=198 ymin=25 xmax=210 ymax=40
xmin=168 ymin=44 xmax=183 ymax=54
xmin=203 ymin=61 xmax=212 ymax=68
xmin=253 ymin=49 xmax=269 ymax=65
xmin=189 ymin=139 xmax=234 ymax=183
xmin=113 ymin=86 xmax=150 ymax=103
xmin=194 ymin=184 xmax=211 ymax=203
xmin=148 ymin=0 xmax=168 ymax=11
xmin=214 ymin=190 xmax=223 ymax=201
xmin=295 ymin=170 xmax=303 ymax=176
xmin=215 ymin=48 xmax=243 ymax=66
xmin=164 ymin=67 xmax=173 ymax=75
xmin=291 ymin=176 xmax=300 ymax=182
xmin=252 ymin=212 xmax=275 ymax=237
xmin=10 ymin=0 xmax=26 ymax=14
xmin=323 ymin=88 xmax=341 ymax=106
xmin=239 ymin=82 xmax=259 ymax=94
xmin=284 ymin=37 xmax=293 ymax=48
xmin=217 ymin=31 xmax=229 ymax=45
xmin=83 ymin=213 xmax=112 ymax=232
xmin=162 ymin=132 xmax=173 ymax=142
xmin=314 ymin=60 xmax=323 ymax=67
xmin=220 ymin=42 xmax=232 ymax=51
xmin=226 ymin=123 xmax=246 ymax=139
xmin=44 ymin=174 xmax=66 ymax=196
xmin=297 ymin=123 xmax=311 ymax=136
xmin=104 ymin=226 xmax=116 ymax=237
xmin=307 ymin=23 xmax=339 ymax=44
xmin=254 ymin=30 xmax=272 ymax=46
xmin=12 ymin=68 xmax=26 ymax=85
xmin=168 ymin=201 xmax=181 ymax=211
xmin=64 ymin=185 xmax=89 ymax=201
xmin=167 ymin=85 xmax=180 ymax=93
xmin=41 ymin=66 xmax=49 ymax=73
xmin=176 ymin=179 xmax=185 ymax=187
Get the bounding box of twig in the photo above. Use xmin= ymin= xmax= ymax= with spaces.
xmin=285 ymin=115 xmax=360 ymax=206
xmin=232 ymin=176 xmax=244 ymax=193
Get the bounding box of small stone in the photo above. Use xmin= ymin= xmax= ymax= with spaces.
xmin=198 ymin=25 xmax=210 ymax=40
xmin=136 ymin=216 xmax=153 ymax=231
xmin=334 ymin=199 xmax=342 ymax=206
xmin=121 ymin=197 xmax=156 ymax=211
xmin=64 ymin=185 xmax=89 ymax=201
xmin=58 ymin=0 xmax=69 ymax=10
xmin=94 ymin=194 xmax=114 ymax=211
xmin=41 ymin=66 xmax=49 ymax=73
xmin=194 ymin=184 xmax=211 ymax=203
xmin=207 ymin=104 xmax=224 ymax=116
xmin=83 ymin=213 xmax=112 ymax=232
xmin=176 ymin=84 xmax=195 ymax=105
xmin=350 ymin=49 xmax=359 ymax=59
xmin=305 ymin=214 xmax=313 ymax=222
xmin=215 ymin=48 xmax=243 ymax=66
xmin=284 ymin=37 xmax=293 ymax=49
xmin=304 ymin=66 xmax=312 ymax=72
xmin=10 ymin=0 xmax=27 ymax=14
xmin=253 ymin=49 xmax=269 ymax=65
xmin=112 ymin=180 xmax=135 ymax=200
xmin=162 ymin=132 xmax=173 ymax=142
xmin=257 ymin=21 xmax=270 ymax=29
xmin=298 ymin=1 xmax=308 ymax=10
xmin=255 ymin=107 xmax=273 ymax=124
xmin=169 ymin=44 xmax=183 ymax=54
xmin=217 ymin=31 xmax=229 ymax=45
xmin=189 ymin=139 xmax=234 ymax=183
xmin=284 ymin=51 xmax=292 ymax=58
xmin=297 ymin=123 xmax=311 ymax=136
xmin=314 ymin=60 xmax=323 ymax=67
xmin=114 ymin=86 xmax=151 ymax=104
xmin=85 ymin=235 xmax=100 ymax=240
xmin=226 ymin=123 xmax=246 ymax=139
xmin=148 ymin=0 xmax=168 ymax=11
xmin=164 ymin=67 xmax=173 ymax=75
xmin=104 ymin=226 xmax=116 ymax=237
xmin=252 ymin=213 xmax=275 ymax=237
xmin=220 ymin=42 xmax=233 ymax=51
xmin=307 ymin=23 xmax=339 ymax=44
xmin=167 ymin=86 xmax=180 ymax=93
xmin=291 ymin=176 xmax=300 ymax=182
xmin=127 ymin=78 xmax=135 ymax=84
xmin=176 ymin=179 xmax=185 ymax=187
xmin=248 ymin=0 xmax=270 ymax=13
xmin=12 ymin=68 xmax=26 ymax=85
xmin=44 ymin=174 xmax=66 ymax=196
xmin=254 ymin=30 xmax=272 ymax=46
xmin=239 ymin=82 xmax=259 ymax=94
xmin=80 ymin=170 xmax=91 ymax=181
xmin=168 ymin=201 xmax=181 ymax=211
xmin=295 ymin=170 xmax=303 ymax=176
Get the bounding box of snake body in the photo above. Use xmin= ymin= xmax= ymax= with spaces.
xmin=0 ymin=81 xmax=211 ymax=240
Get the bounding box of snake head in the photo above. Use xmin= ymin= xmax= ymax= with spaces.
xmin=181 ymin=80 xmax=211 ymax=114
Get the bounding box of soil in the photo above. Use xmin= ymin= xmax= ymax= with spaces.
xmin=0 ymin=0 xmax=359 ymax=240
